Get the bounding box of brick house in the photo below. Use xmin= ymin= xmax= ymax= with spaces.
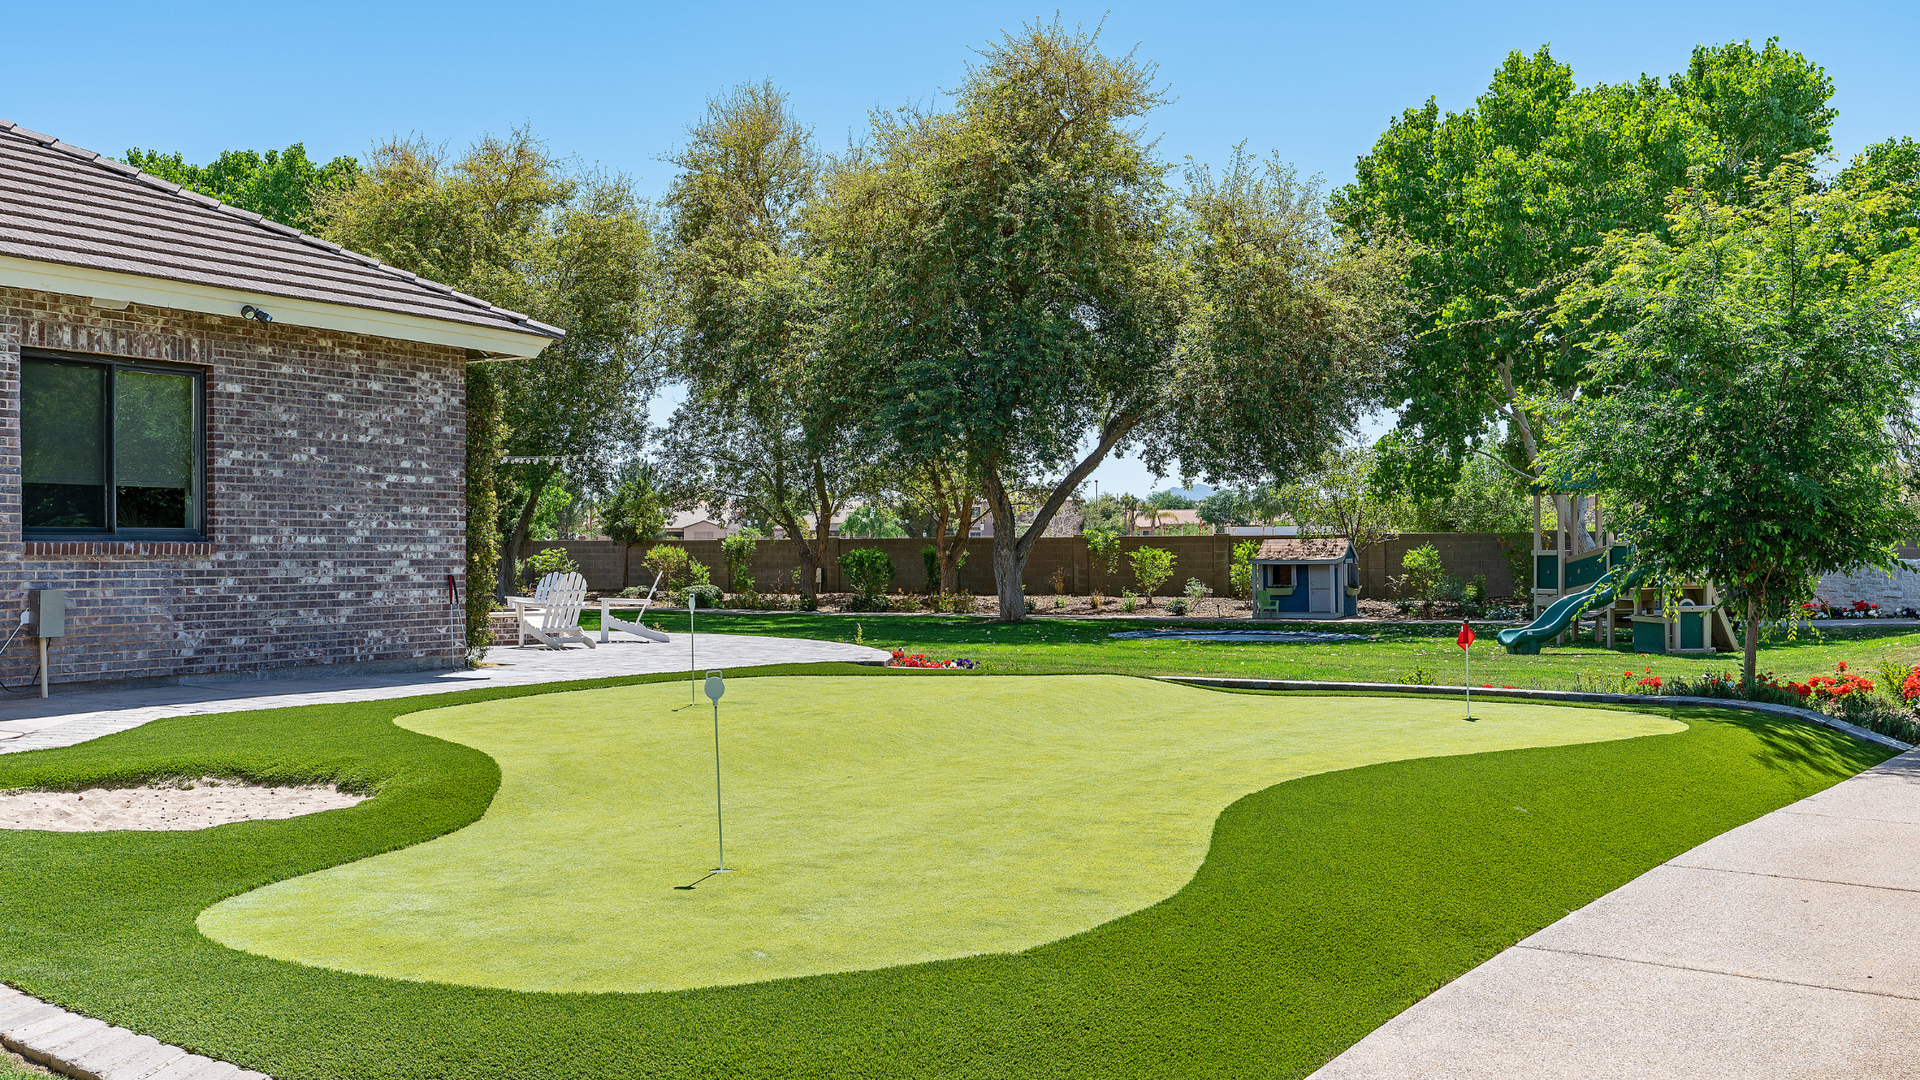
xmin=0 ymin=120 xmax=560 ymax=687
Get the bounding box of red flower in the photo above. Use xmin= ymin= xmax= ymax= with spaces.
xmin=1836 ymin=661 xmax=1848 ymax=672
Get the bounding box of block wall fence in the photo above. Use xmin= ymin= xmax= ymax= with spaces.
xmin=0 ymin=286 xmax=468 ymax=687
xmin=520 ymin=532 xmax=1528 ymax=599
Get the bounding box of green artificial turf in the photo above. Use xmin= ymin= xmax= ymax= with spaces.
xmin=0 ymin=665 xmax=1891 ymax=1079
xmin=623 ymin=609 xmax=1920 ymax=688
xmin=199 ymin=676 xmax=1678 ymax=993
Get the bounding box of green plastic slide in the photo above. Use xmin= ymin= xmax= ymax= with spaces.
xmin=1498 ymin=565 xmax=1648 ymax=654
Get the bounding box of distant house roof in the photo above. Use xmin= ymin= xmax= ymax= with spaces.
xmin=1143 ymin=508 xmax=1202 ymax=527
xmin=1254 ymin=537 xmax=1354 ymax=562
xmin=0 ymin=120 xmax=564 ymax=359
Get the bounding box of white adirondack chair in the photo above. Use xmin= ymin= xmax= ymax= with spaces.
xmin=507 ymin=571 xmax=595 ymax=649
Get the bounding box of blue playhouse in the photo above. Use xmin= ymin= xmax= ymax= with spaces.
xmin=1252 ymin=537 xmax=1359 ymax=619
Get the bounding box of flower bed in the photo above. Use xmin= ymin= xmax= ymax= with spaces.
xmin=888 ymin=649 xmax=980 ymax=670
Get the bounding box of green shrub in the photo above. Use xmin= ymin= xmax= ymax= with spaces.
xmin=921 ymin=545 xmax=940 ymax=593
xmin=1167 ymin=597 xmax=1190 ymax=616
xmin=1394 ymin=543 xmax=1456 ymax=616
xmin=1129 ymin=546 xmax=1175 ymax=604
xmin=519 ymin=547 xmax=580 ymax=590
xmin=642 ymin=544 xmax=690 ymax=590
xmin=680 ymin=562 xmax=724 ymax=607
xmin=839 ymin=547 xmax=896 ymax=605
xmin=1228 ymin=540 xmax=1259 ymax=600
xmin=721 ymin=534 xmax=759 ymax=592
xmin=1120 ymin=589 xmax=1138 ymax=613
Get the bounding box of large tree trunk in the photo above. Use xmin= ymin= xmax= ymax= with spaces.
xmin=991 ymin=523 xmax=1027 ymax=622
xmin=1744 ymin=593 xmax=1762 ymax=692
xmin=980 ymin=416 xmax=1138 ymax=621
xmin=940 ymin=532 xmax=967 ymax=595
xmin=495 ymin=467 xmax=553 ymax=601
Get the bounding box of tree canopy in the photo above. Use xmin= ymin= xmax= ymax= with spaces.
xmin=315 ymin=129 xmax=670 ymax=598
xmin=1335 ymin=39 xmax=1837 ymax=493
xmin=655 ymin=82 xmax=883 ymax=598
xmin=1541 ymin=156 xmax=1920 ymax=686
xmin=831 ymin=21 xmax=1408 ymax=619
xmin=123 ymin=142 xmax=359 ymax=230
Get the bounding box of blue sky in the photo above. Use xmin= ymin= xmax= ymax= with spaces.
xmin=8 ymin=1 xmax=1915 ymax=496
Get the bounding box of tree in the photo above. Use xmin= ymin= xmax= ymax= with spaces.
xmin=1129 ymin=546 xmax=1176 ymax=605
xmin=1086 ymin=528 xmax=1123 ymax=599
xmin=124 ymin=143 xmax=359 ymax=230
xmin=602 ymin=468 xmax=669 ymax=590
xmin=659 ymin=82 xmax=882 ymax=601
xmin=834 ymin=22 xmax=1407 ymax=620
xmin=842 ymin=504 xmax=908 ymax=538
xmin=316 ymin=129 xmax=669 ymax=604
xmin=1542 ymin=156 xmax=1920 ymax=688
xmin=1280 ymin=439 xmax=1402 ymax=567
xmin=1335 ymin=40 xmax=1837 ymax=499
xmin=898 ymin=455 xmax=988 ymax=594
xmin=1198 ymin=490 xmax=1253 ymax=528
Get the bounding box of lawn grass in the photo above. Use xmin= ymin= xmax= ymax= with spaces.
xmin=623 ymin=609 xmax=1920 ymax=688
xmin=198 ymin=676 xmax=1679 ymax=994
xmin=0 ymin=662 xmax=1889 ymax=1079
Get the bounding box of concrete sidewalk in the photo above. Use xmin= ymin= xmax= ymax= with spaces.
xmin=0 ymin=632 xmax=890 ymax=756
xmin=1310 ymin=748 xmax=1920 ymax=1079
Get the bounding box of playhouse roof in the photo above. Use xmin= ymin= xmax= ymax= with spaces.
xmin=0 ymin=119 xmax=564 ymax=359
xmin=1253 ymin=537 xmax=1353 ymax=563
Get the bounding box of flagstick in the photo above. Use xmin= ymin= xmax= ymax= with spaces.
xmin=1465 ymin=636 xmax=1471 ymax=718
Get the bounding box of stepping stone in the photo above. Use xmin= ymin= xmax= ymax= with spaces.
xmin=65 ymin=1032 xmax=164 ymax=1077
xmin=0 ymin=1002 xmax=63 ymax=1034
xmin=95 ymin=1041 xmax=187 ymax=1080
xmin=142 ymin=1055 xmax=235 ymax=1080
xmin=15 ymin=1015 xmax=105 ymax=1060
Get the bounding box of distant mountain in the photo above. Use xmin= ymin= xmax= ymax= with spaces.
xmin=1159 ymin=484 xmax=1216 ymax=501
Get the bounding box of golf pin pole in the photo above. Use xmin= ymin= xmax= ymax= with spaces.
xmin=689 ymin=591 xmax=697 ymax=704
xmin=705 ymin=671 xmax=731 ymax=873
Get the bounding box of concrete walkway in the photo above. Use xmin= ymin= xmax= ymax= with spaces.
xmin=1311 ymin=747 xmax=1920 ymax=1079
xmin=0 ymin=633 xmax=889 ymax=756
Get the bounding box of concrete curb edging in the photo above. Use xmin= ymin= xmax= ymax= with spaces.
xmin=0 ymin=984 xmax=267 ymax=1080
xmin=1159 ymin=676 xmax=1915 ymax=753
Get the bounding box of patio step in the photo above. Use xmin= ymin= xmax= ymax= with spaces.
xmin=0 ymin=985 xmax=268 ymax=1080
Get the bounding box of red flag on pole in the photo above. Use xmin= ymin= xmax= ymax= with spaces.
xmin=1456 ymin=620 xmax=1475 ymax=649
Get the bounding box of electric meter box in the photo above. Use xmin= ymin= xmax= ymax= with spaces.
xmin=27 ymin=590 xmax=64 ymax=637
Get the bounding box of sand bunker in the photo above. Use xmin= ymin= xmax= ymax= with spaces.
xmin=0 ymin=778 xmax=366 ymax=832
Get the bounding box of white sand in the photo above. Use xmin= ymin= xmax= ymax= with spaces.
xmin=0 ymin=778 xmax=366 ymax=831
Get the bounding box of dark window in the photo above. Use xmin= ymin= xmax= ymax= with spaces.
xmin=22 ymin=351 xmax=204 ymax=539
xmin=1266 ymin=564 xmax=1294 ymax=588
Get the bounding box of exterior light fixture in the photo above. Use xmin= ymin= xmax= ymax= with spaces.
xmin=240 ymin=304 xmax=273 ymax=323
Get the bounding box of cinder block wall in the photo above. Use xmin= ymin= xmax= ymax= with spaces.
xmin=0 ymin=286 xmax=467 ymax=686
xmin=522 ymin=531 xmax=1524 ymax=599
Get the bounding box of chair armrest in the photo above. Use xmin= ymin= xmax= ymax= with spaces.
xmin=505 ymin=596 xmax=545 ymax=612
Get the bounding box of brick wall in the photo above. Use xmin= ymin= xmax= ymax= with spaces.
xmin=525 ymin=531 xmax=1524 ymax=599
xmin=0 ymin=286 xmax=467 ymax=686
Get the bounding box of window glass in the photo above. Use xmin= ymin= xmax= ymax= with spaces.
xmin=114 ymin=369 xmax=195 ymax=530
xmin=22 ymin=360 xmax=107 ymax=529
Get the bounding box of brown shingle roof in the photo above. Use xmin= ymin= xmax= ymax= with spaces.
xmin=0 ymin=120 xmax=563 ymax=343
xmin=1254 ymin=537 xmax=1352 ymax=562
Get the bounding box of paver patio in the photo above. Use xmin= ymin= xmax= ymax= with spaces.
xmin=0 ymin=632 xmax=889 ymax=756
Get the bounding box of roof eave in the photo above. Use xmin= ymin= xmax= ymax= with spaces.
xmin=0 ymin=255 xmax=561 ymax=360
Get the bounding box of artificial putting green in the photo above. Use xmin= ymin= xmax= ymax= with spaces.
xmin=198 ymin=675 xmax=1681 ymax=993
xmin=0 ymin=666 xmax=1893 ymax=1079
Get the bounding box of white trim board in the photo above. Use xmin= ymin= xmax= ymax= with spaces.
xmin=0 ymin=256 xmax=558 ymax=359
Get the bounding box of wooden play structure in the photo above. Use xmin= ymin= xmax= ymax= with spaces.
xmin=1524 ymin=486 xmax=1737 ymax=654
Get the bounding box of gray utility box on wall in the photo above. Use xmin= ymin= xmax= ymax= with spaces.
xmin=27 ymin=590 xmax=65 ymax=637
